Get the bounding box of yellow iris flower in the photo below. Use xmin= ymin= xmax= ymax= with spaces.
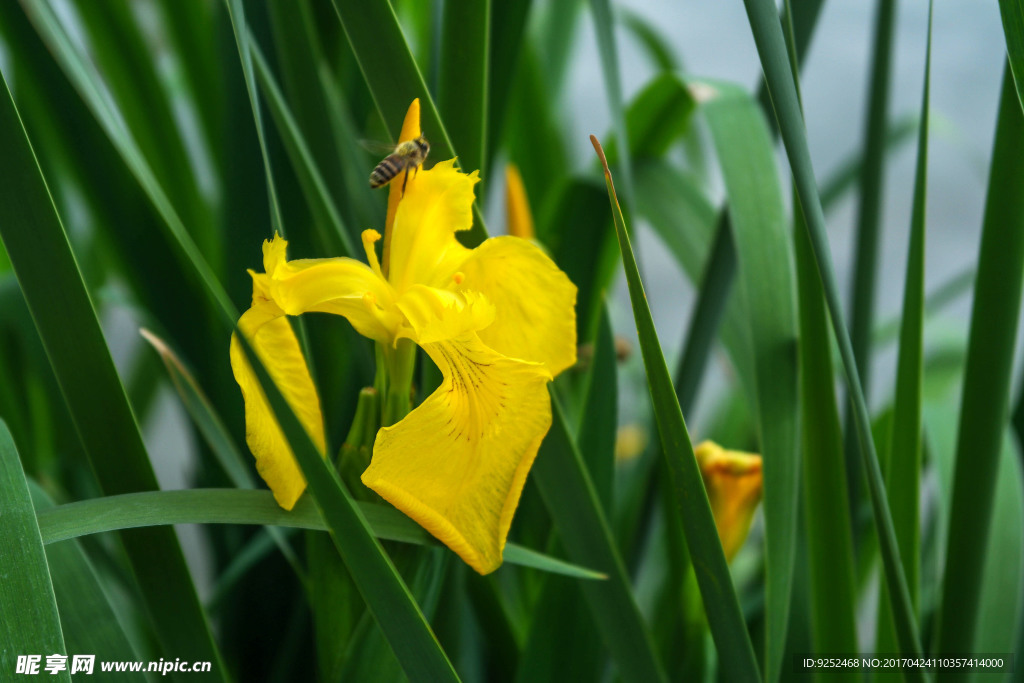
xmin=230 ymin=100 xmax=577 ymax=574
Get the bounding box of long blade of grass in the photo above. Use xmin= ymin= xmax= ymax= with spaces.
xmin=249 ymin=37 xmax=356 ymax=258
xmin=0 ymin=69 xmax=226 ymax=675
xmin=878 ymin=2 xmax=932 ymax=655
xmin=1001 ymin=0 xmax=1024 ymax=111
xmin=795 ymin=203 xmax=859 ymax=664
xmin=531 ymin=398 xmax=667 ymax=683
xmin=698 ymin=79 xmax=799 ymax=683
xmin=237 ymin=319 xmax=469 ymax=680
xmin=139 ymin=328 xmax=305 ymax=582
xmin=439 ymin=0 xmax=489 ymax=178
xmin=589 ymin=0 xmax=634 ymax=213
xmin=935 ymin=64 xmax=1024 ymax=669
xmin=739 ymin=0 xmax=924 ymax=665
xmin=223 ymin=0 xmax=283 ymax=235
xmin=592 ymin=136 xmax=761 ymax=681
xmin=0 ymin=421 xmax=69 ymax=681
xmin=331 ymin=0 xmax=487 ymax=245
xmin=844 ymin=0 xmax=898 ymax=489
xmin=29 ymin=482 xmax=145 ymax=678
xmin=18 ymin=0 xmax=235 ymax=317
xmin=485 ymin=0 xmax=532 ymax=174
xmin=34 ymin=489 xmax=601 ymax=580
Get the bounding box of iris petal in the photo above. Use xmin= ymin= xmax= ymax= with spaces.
xmin=361 ymin=333 xmax=552 ymax=574
xmin=456 ymin=236 xmax=577 ymax=375
xmin=229 ymin=273 xmax=326 ymax=509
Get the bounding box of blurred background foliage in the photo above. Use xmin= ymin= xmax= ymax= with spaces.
xmin=0 ymin=0 xmax=1023 ymax=681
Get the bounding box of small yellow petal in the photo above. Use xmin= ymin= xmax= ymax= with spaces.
xmin=456 ymin=236 xmax=577 ymax=376
xmin=229 ymin=277 xmax=326 ymax=510
xmin=505 ymin=164 xmax=535 ymax=240
xmin=361 ymin=334 xmax=552 ymax=574
xmin=388 ymin=159 xmax=478 ymax=292
xmin=383 ymin=99 xmax=423 ymax=275
xmin=694 ymin=440 xmax=763 ymax=561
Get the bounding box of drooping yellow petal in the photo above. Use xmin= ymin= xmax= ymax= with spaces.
xmin=388 ymin=159 xmax=479 ymax=292
xmin=455 ymin=236 xmax=577 ymax=376
xmin=694 ymin=440 xmax=763 ymax=561
xmin=505 ymin=164 xmax=535 ymax=240
xmin=383 ymin=99 xmax=423 ymax=277
xmin=230 ymin=273 xmax=326 ymax=509
xmin=361 ymin=334 xmax=553 ymax=574
xmin=262 ymin=233 xmax=400 ymax=343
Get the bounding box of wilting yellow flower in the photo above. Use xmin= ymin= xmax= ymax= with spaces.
xmin=230 ymin=100 xmax=577 ymax=574
xmin=693 ymin=440 xmax=763 ymax=561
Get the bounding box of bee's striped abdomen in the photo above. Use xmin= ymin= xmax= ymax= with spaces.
xmin=369 ymin=154 xmax=404 ymax=188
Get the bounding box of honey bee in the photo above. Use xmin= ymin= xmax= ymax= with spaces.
xmin=369 ymin=136 xmax=430 ymax=194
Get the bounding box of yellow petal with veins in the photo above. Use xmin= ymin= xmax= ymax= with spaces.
xmin=361 ymin=333 xmax=552 ymax=574
xmin=456 ymin=236 xmax=577 ymax=376
xmin=694 ymin=440 xmax=763 ymax=561
xmin=230 ymin=273 xmax=326 ymax=509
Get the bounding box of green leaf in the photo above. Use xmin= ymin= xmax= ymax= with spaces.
xmin=223 ymin=0 xmax=284 ymax=236
xmin=249 ymin=36 xmax=356 ymax=258
xmin=138 ymin=328 xmax=305 ymax=582
xmin=603 ymin=73 xmax=696 ymax=163
xmin=18 ymin=0 xmax=235 ymax=317
xmin=0 ymin=68 xmax=226 ymax=676
xmin=532 ymin=399 xmax=668 ymax=683
xmin=0 ymin=421 xmax=68 ymax=680
xmin=795 ymin=205 xmax=859 ymax=666
xmin=588 ymin=0 xmax=635 ymax=213
xmin=439 ymin=0 xmax=489 ymax=179
xmin=620 ymin=9 xmax=679 ymax=72
xmin=739 ymin=0 xmax=925 ymax=666
xmin=973 ymin=434 xmax=1024 ymax=661
xmin=486 ymin=0 xmax=533 ymax=174
xmin=1000 ymin=0 xmax=1024 ymax=112
xmin=576 ymin=308 xmax=617 ymax=511
xmin=29 ymin=482 xmax=145 ymax=680
xmin=698 ymin=78 xmax=799 ymax=683
xmin=36 ymin=488 xmax=604 ymax=581
xmin=878 ymin=2 xmax=932 ymax=655
xmin=935 ymin=64 xmax=1024 ymax=666
xmin=592 ymin=137 xmax=760 ymax=682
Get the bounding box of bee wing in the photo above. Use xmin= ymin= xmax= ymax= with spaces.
xmin=359 ymin=138 xmax=398 ymax=155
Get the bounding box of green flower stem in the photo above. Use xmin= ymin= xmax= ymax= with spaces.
xmin=382 ymin=338 xmax=418 ymax=427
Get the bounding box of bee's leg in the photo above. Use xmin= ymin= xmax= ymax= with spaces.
xmin=401 ymin=168 xmax=409 ymax=196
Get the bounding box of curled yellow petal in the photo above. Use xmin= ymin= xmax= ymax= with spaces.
xmin=388 ymin=159 xmax=478 ymax=292
xmin=456 ymin=236 xmax=577 ymax=376
xmin=361 ymin=334 xmax=553 ymax=574
xmin=505 ymin=164 xmax=535 ymax=240
xmin=694 ymin=440 xmax=763 ymax=561
xmin=262 ymin=233 xmax=399 ymax=343
xmin=229 ymin=273 xmax=326 ymax=509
